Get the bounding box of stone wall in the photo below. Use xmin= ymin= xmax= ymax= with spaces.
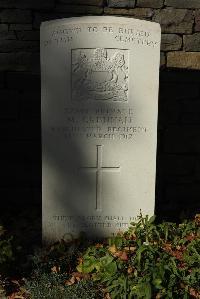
xmin=0 ymin=0 xmax=200 ymax=71
xmin=0 ymin=0 xmax=200 ymax=221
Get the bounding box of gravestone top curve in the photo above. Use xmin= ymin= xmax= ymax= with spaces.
xmin=41 ymin=16 xmax=161 ymax=242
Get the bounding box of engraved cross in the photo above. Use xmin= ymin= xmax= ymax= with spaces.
xmin=80 ymin=145 xmax=120 ymax=211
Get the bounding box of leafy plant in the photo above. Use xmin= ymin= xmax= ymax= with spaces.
xmin=74 ymin=213 xmax=200 ymax=299
xmin=1 ymin=214 xmax=200 ymax=299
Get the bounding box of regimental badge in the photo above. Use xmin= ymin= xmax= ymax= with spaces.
xmin=71 ymin=48 xmax=129 ymax=102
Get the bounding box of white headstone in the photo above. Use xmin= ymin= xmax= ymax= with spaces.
xmin=41 ymin=16 xmax=161 ymax=242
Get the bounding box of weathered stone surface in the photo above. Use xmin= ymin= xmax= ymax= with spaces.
xmin=41 ymin=16 xmax=161 ymax=240
xmin=55 ymin=5 xmax=103 ymax=14
xmin=153 ymin=8 xmax=194 ymax=34
xmin=33 ymin=12 xmax=69 ymax=29
xmin=0 ymin=31 xmax=16 ymax=39
xmin=137 ymin=0 xmax=163 ymax=8
xmin=16 ymin=30 xmax=40 ymax=41
xmin=0 ymin=0 xmax=55 ymax=9
xmin=16 ymin=52 xmax=40 ymax=73
xmin=0 ymin=53 xmax=16 ymax=70
xmin=57 ymin=0 xmax=104 ymax=6
xmin=0 ymin=40 xmax=39 ymax=52
xmin=160 ymin=52 xmax=166 ymax=68
xmin=129 ymin=7 xmax=154 ymax=17
xmin=15 ymin=52 xmax=40 ymax=72
xmin=10 ymin=24 xmax=32 ymax=30
xmin=5 ymin=59 xmax=37 ymax=77
xmin=0 ymin=26 xmax=13 ymax=40
xmin=0 ymin=24 xmax=8 ymax=32
xmin=195 ymin=10 xmax=200 ymax=32
xmin=167 ymin=51 xmax=200 ymax=70
xmin=161 ymin=34 xmax=182 ymax=51
xmin=108 ymin=0 xmax=135 ymax=8
xmin=0 ymin=9 xmax=32 ymax=23
xmin=184 ymin=33 xmax=200 ymax=51
xmin=104 ymin=7 xmax=154 ymax=18
xmin=165 ymin=0 xmax=200 ymax=9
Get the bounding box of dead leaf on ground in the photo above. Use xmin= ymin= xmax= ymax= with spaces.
xmin=65 ymin=272 xmax=90 ymax=285
xmin=155 ymin=293 xmax=162 ymax=299
xmin=118 ymin=251 xmax=128 ymax=261
xmin=65 ymin=276 xmax=76 ymax=286
xmin=108 ymin=245 xmax=117 ymax=255
xmin=77 ymin=257 xmax=83 ymax=264
xmin=8 ymin=294 xmax=25 ymax=299
xmin=186 ymin=233 xmax=197 ymax=241
xmin=95 ymin=243 xmax=104 ymax=248
xmin=127 ymin=266 xmax=134 ymax=274
xmin=124 ymin=246 xmax=136 ymax=252
xmin=195 ymin=214 xmax=200 ymax=226
xmin=73 ymin=272 xmax=90 ymax=280
xmin=51 ymin=265 xmax=60 ymax=273
xmin=115 ymin=251 xmax=128 ymax=261
xmin=104 ymin=292 xmax=112 ymax=299
xmin=189 ymin=287 xmax=200 ymax=299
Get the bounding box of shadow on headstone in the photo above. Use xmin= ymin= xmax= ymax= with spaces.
xmin=41 ymin=17 xmax=160 ymax=243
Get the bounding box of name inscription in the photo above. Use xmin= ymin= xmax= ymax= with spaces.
xmin=50 ymin=108 xmax=147 ymax=140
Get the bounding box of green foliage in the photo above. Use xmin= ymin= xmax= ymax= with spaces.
xmin=1 ymin=214 xmax=200 ymax=299
xmin=77 ymin=247 xmax=117 ymax=278
xmin=75 ymin=213 xmax=200 ymax=299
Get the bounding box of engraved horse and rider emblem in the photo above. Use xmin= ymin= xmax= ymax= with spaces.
xmin=72 ymin=48 xmax=129 ymax=102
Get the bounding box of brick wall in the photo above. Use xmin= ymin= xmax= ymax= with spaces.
xmin=0 ymin=0 xmax=200 ymax=222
